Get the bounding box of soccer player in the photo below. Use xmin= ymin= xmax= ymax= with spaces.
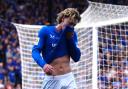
xmin=32 ymin=8 xmax=81 ymax=89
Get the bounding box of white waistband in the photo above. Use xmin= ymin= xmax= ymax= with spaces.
xmin=44 ymin=72 xmax=74 ymax=80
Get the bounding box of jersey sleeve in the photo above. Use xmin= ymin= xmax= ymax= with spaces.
xmin=32 ymin=26 xmax=47 ymax=68
xmin=66 ymin=30 xmax=81 ymax=62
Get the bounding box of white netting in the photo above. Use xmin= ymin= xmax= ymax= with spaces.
xmin=77 ymin=2 xmax=128 ymax=28
xmin=13 ymin=24 xmax=43 ymax=89
xmin=76 ymin=1 xmax=128 ymax=89
xmin=71 ymin=27 xmax=93 ymax=89
xmin=13 ymin=1 xmax=128 ymax=89
xmin=98 ymin=23 xmax=128 ymax=89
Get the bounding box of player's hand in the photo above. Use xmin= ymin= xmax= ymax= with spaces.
xmin=65 ymin=26 xmax=74 ymax=39
xmin=43 ymin=64 xmax=55 ymax=75
xmin=66 ymin=31 xmax=74 ymax=39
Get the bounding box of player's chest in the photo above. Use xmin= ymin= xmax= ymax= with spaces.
xmin=46 ymin=32 xmax=62 ymax=47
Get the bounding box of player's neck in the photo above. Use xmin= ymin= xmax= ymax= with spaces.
xmin=56 ymin=23 xmax=65 ymax=32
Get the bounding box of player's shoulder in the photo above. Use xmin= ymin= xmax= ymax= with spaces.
xmin=40 ymin=25 xmax=55 ymax=31
xmin=40 ymin=25 xmax=48 ymax=31
xmin=38 ymin=26 xmax=47 ymax=37
xmin=38 ymin=25 xmax=55 ymax=37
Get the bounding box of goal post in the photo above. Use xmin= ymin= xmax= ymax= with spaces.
xmin=13 ymin=1 xmax=128 ymax=89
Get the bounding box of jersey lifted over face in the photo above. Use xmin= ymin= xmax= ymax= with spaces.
xmin=32 ymin=26 xmax=81 ymax=68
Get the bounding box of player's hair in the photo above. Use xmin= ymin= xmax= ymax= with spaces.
xmin=56 ymin=8 xmax=81 ymax=24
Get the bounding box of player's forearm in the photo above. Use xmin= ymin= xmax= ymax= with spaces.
xmin=32 ymin=45 xmax=46 ymax=68
xmin=65 ymin=26 xmax=81 ymax=62
xmin=67 ymin=39 xmax=81 ymax=62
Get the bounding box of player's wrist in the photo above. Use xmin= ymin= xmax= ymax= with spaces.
xmin=41 ymin=63 xmax=47 ymax=70
xmin=42 ymin=63 xmax=47 ymax=69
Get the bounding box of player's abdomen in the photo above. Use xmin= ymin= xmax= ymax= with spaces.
xmin=50 ymin=55 xmax=71 ymax=75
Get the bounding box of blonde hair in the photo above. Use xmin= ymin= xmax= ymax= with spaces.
xmin=56 ymin=8 xmax=81 ymax=24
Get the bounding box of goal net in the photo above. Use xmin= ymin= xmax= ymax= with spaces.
xmin=13 ymin=2 xmax=128 ymax=89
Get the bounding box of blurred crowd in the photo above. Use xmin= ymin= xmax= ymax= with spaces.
xmin=98 ymin=25 xmax=128 ymax=89
xmin=0 ymin=0 xmax=88 ymax=25
xmin=0 ymin=0 xmax=128 ymax=89
xmin=0 ymin=0 xmax=87 ymax=89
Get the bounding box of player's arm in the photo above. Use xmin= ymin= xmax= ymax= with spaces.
xmin=32 ymin=27 xmax=54 ymax=75
xmin=32 ymin=27 xmax=47 ymax=68
xmin=66 ymin=27 xmax=81 ymax=62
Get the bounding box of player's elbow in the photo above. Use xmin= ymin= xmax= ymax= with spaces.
xmin=32 ymin=45 xmax=41 ymax=59
xmin=32 ymin=46 xmax=37 ymax=59
xmin=71 ymin=49 xmax=81 ymax=62
xmin=73 ymin=53 xmax=81 ymax=62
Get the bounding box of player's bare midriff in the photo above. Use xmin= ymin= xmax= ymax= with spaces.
xmin=50 ymin=55 xmax=71 ymax=75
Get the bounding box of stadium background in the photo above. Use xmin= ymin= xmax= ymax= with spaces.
xmin=0 ymin=0 xmax=128 ymax=89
